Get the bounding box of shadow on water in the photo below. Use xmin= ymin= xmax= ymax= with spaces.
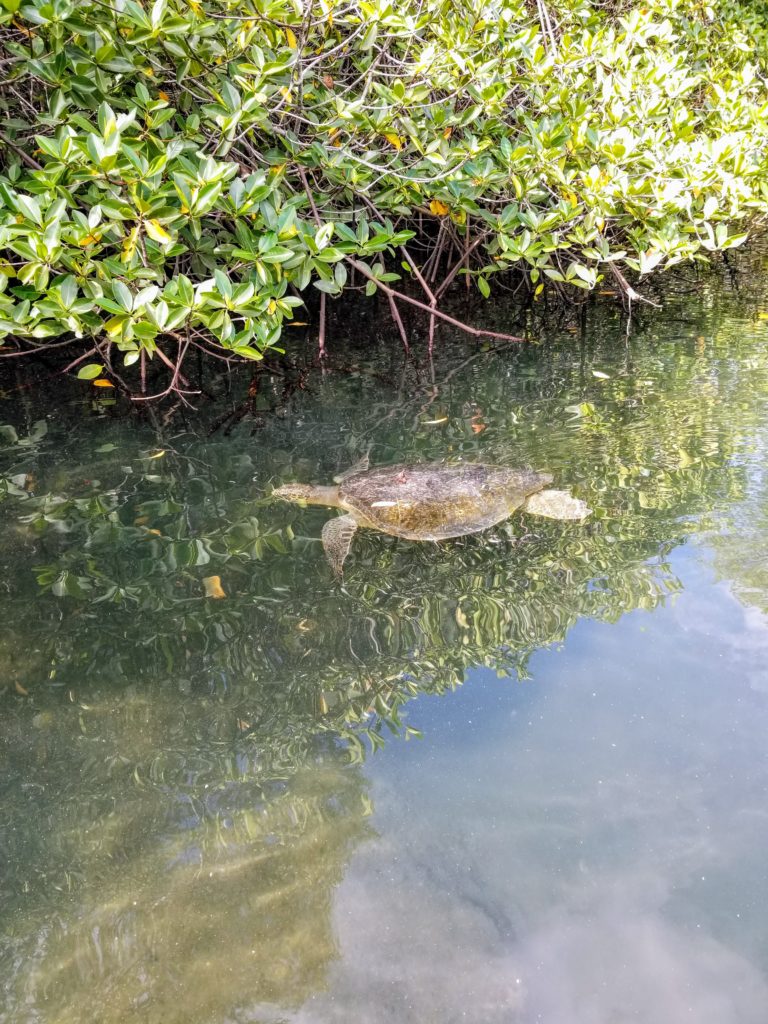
xmin=2 ymin=249 xmax=768 ymax=1021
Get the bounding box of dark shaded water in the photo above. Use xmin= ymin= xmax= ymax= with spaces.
xmin=2 ymin=258 xmax=768 ymax=1023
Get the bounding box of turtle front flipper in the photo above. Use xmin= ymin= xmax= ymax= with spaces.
xmin=521 ymin=489 xmax=591 ymax=520
xmin=333 ymin=451 xmax=370 ymax=484
xmin=322 ymin=514 xmax=359 ymax=577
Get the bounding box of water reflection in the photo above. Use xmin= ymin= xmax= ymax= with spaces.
xmin=2 ymin=252 xmax=768 ymax=1021
xmin=311 ymin=565 xmax=768 ymax=1023
xmin=2 ymin=689 xmax=372 ymax=1022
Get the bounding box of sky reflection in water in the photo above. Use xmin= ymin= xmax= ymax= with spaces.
xmin=299 ymin=553 xmax=768 ymax=1024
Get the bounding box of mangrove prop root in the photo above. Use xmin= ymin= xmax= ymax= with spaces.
xmin=344 ymin=259 xmax=525 ymax=344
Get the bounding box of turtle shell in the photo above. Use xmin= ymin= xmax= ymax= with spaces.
xmin=339 ymin=463 xmax=553 ymax=540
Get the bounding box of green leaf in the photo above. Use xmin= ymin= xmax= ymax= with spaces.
xmin=113 ymin=281 xmax=133 ymax=312
xmin=59 ymin=276 xmax=77 ymax=308
xmin=77 ymin=364 xmax=105 ymax=380
xmin=232 ymin=345 xmax=264 ymax=360
xmin=14 ymin=194 xmax=42 ymax=225
xmin=213 ymin=269 xmax=233 ymax=300
xmin=314 ymin=223 xmax=334 ymax=250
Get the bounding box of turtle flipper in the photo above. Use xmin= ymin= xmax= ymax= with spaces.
xmin=521 ymin=489 xmax=591 ymax=520
xmin=322 ymin=514 xmax=358 ymax=577
xmin=333 ymin=451 xmax=370 ymax=484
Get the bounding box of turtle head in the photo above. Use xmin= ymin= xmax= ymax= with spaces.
xmin=273 ymin=482 xmax=314 ymax=504
xmin=272 ymin=482 xmax=341 ymax=507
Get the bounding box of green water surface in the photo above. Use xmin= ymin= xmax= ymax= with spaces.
xmin=2 ymin=259 xmax=768 ymax=1023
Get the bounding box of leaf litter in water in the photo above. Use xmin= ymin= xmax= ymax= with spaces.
xmin=203 ymin=576 xmax=226 ymax=599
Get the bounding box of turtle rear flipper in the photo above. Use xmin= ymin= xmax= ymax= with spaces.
xmin=522 ymin=489 xmax=591 ymax=520
xmin=322 ymin=514 xmax=359 ymax=577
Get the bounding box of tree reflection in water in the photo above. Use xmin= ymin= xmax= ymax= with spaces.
xmin=2 ymin=255 xmax=768 ymax=1021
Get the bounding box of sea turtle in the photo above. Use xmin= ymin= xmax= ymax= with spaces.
xmin=273 ymin=462 xmax=590 ymax=577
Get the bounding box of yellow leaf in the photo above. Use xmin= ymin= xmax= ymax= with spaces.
xmin=146 ymin=450 xmax=166 ymax=460
xmin=158 ymin=90 xmax=170 ymax=102
xmin=105 ymin=315 xmax=125 ymax=336
xmin=267 ymin=299 xmax=277 ymax=314
xmin=279 ymin=86 xmax=292 ymax=102
xmin=285 ymin=27 xmax=297 ymax=48
xmin=429 ymin=199 xmax=449 ymax=216
xmin=92 ymin=379 xmax=115 ymax=388
xmin=79 ymin=232 xmax=102 ymax=247
xmin=122 ymin=226 xmax=139 ymax=263
xmin=757 ymin=312 xmax=768 ymax=320
xmin=145 ymin=219 xmax=171 ymax=244
xmin=442 ymin=126 xmax=453 ymax=139
xmin=203 ymin=575 xmax=226 ymax=599
xmin=384 ymin=133 xmax=403 ymax=151
xmin=147 ymin=528 xmax=162 ymax=536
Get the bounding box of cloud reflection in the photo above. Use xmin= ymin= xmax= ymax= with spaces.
xmin=278 ymin=853 xmax=768 ymax=1024
xmin=276 ymin=566 xmax=768 ymax=1024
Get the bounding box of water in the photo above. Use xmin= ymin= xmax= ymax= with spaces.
xmin=2 ymin=257 xmax=768 ymax=1022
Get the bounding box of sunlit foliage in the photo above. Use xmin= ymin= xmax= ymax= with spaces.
xmin=0 ymin=0 xmax=767 ymax=387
